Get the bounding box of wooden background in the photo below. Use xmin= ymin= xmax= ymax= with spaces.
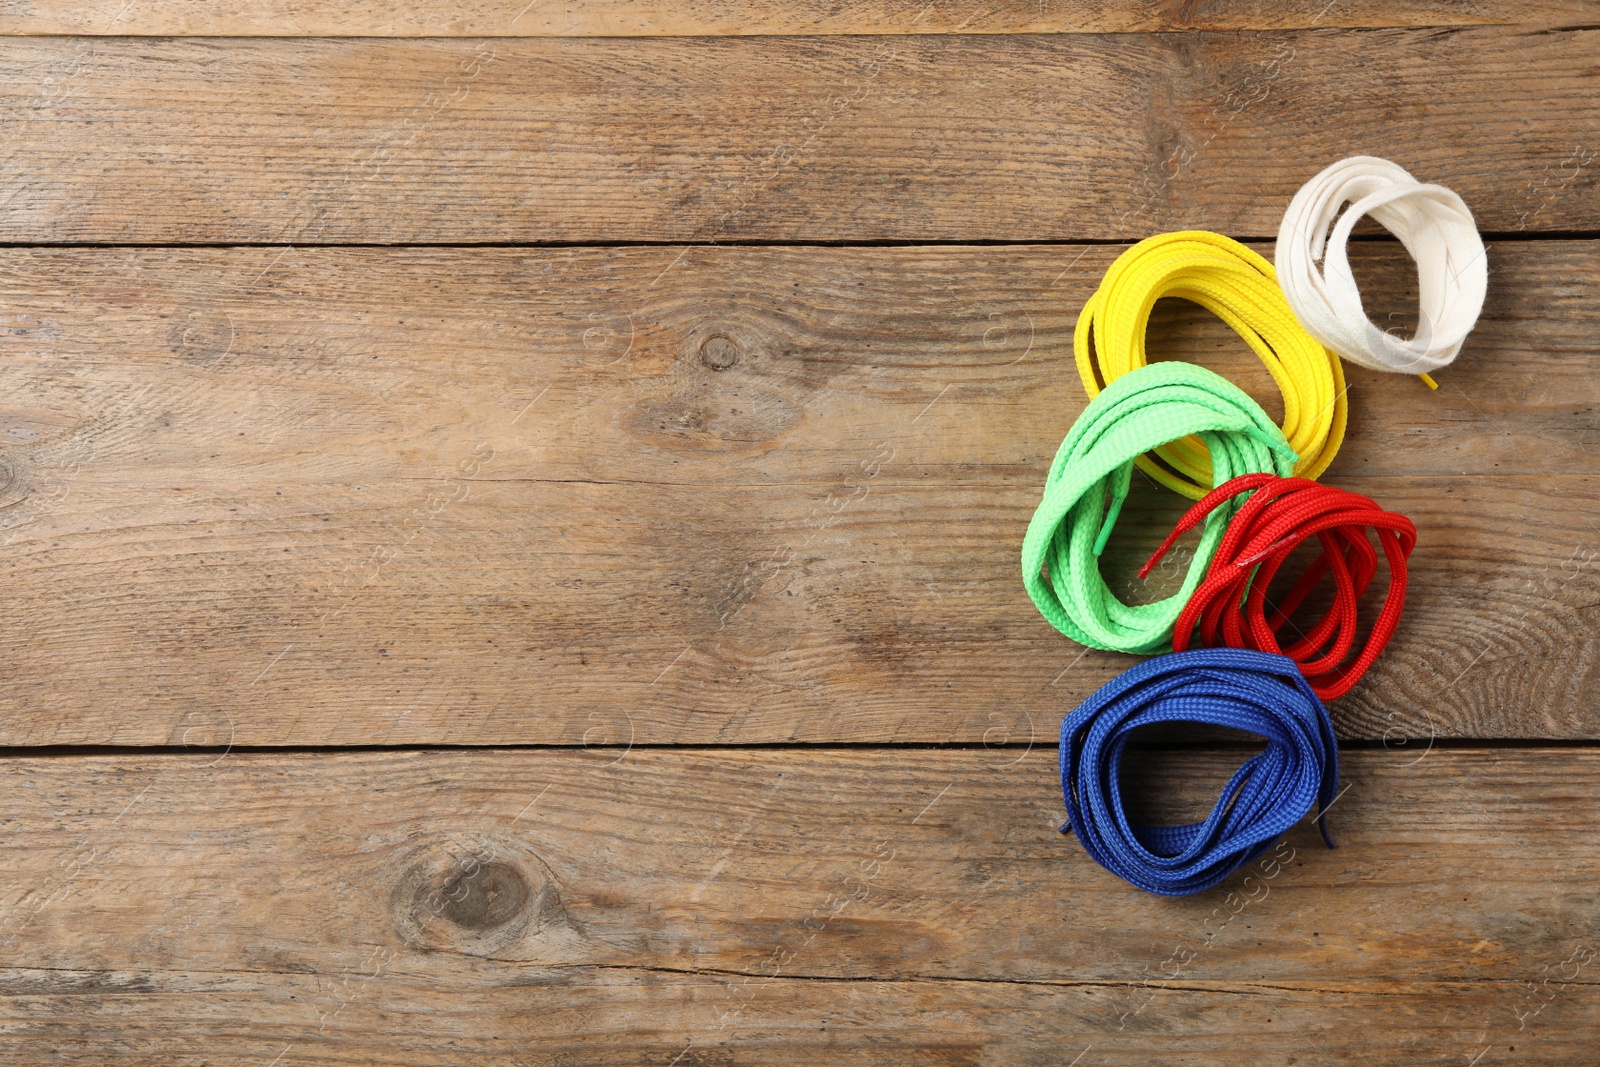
xmin=0 ymin=2 xmax=1597 ymax=1063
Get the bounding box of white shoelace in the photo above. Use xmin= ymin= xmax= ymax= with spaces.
xmin=1275 ymin=156 xmax=1487 ymax=379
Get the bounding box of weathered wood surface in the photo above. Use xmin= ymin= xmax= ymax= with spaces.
xmin=3 ymin=241 xmax=1592 ymax=487
xmin=1 ymin=8 xmax=1597 ymax=1066
xmin=0 ymin=746 xmax=1596 ymax=1064
xmin=2 ymin=0 xmax=1592 ymax=36
xmin=1 ymin=242 xmax=1594 ymax=745
xmin=6 ymin=472 xmax=1594 ymax=746
xmin=0 ymin=30 xmax=1594 ymax=244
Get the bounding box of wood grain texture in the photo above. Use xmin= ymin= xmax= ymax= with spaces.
xmin=0 ymin=241 xmax=1595 ymax=745
xmin=0 ymin=12 xmax=1592 ymax=1067
xmin=0 ymin=746 xmax=1596 ymax=1064
xmin=0 ymin=30 xmax=1595 ymax=244
xmin=2 ymin=0 xmax=1593 ymax=36
xmin=5 ymin=473 xmax=1595 ymax=746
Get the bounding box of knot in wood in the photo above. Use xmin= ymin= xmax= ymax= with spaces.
xmin=387 ymin=832 xmax=564 ymax=956
xmin=437 ymin=859 xmax=531 ymax=932
xmin=698 ymin=335 xmax=741 ymax=371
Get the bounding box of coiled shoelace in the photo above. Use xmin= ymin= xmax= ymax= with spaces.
xmin=1142 ymin=473 xmax=1417 ymax=700
xmin=1059 ymin=647 xmax=1339 ymax=897
xmin=1021 ymin=361 xmax=1298 ymax=655
xmin=1276 ymin=155 xmax=1487 ymax=386
xmin=1075 ymin=231 xmax=1346 ymax=499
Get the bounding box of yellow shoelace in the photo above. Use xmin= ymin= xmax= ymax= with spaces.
xmin=1074 ymin=231 xmax=1347 ymax=499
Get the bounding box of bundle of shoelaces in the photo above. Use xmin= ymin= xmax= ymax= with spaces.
xmin=1024 ymin=156 xmax=1486 ymax=896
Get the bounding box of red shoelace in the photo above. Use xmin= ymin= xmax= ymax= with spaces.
xmin=1140 ymin=474 xmax=1417 ymax=700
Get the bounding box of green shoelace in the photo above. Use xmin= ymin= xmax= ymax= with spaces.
xmin=1021 ymin=361 xmax=1299 ymax=654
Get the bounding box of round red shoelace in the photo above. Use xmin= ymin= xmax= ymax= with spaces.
xmin=1140 ymin=474 xmax=1418 ymax=700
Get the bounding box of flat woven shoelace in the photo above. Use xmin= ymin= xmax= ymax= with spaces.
xmin=1143 ymin=473 xmax=1417 ymax=700
xmin=1021 ymin=361 xmax=1298 ymax=655
xmin=1276 ymin=155 xmax=1487 ymax=386
xmin=1059 ymin=647 xmax=1339 ymax=897
xmin=1075 ymin=230 xmax=1346 ymax=500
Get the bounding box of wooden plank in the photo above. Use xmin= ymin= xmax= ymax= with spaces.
xmin=0 ymin=241 xmax=1591 ymax=486
xmin=2 ymin=0 xmax=1592 ymax=36
xmin=2 ymin=473 xmax=1593 ymax=745
xmin=0 ymin=746 xmax=1596 ymax=1063
xmin=0 ymin=242 xmax=1595 ymax=745
xmin=0 ymin=30 xmax=1594 ymax=243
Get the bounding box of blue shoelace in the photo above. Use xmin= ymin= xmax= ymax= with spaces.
xmin=1059 ymin=647 xmax=1340 ymax=896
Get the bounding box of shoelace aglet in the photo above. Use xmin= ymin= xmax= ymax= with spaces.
xmin=1093 ymin=463 xmax=1134 ymax=557
xmin=1139 ymin=475 xmax=1271 ymax=579
xmin=1316 ymin=808 xmax=1338 ymax=850
xmin=1237 ymin=537 xmax=1294 ymax=568
xmin=1418 ymin=373 xmax=1438 ymax=390
xmin=1138 ymin=526 xmax=1191 ymax=580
